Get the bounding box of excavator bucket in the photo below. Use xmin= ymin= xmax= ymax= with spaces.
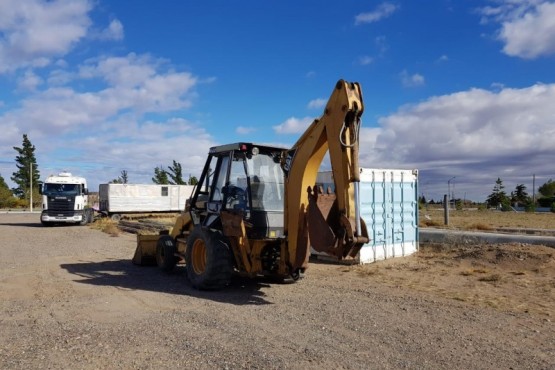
xmin=308 ymin=186 xmax=369 ymax=259
xmin=132 ymin=234 xmax=159 ymax=266
xmin=307 ymin=186 xmax=338 ymax=254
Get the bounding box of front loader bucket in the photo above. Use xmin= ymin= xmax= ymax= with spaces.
xmin=132 ymin=234 xmax=159 ymax=266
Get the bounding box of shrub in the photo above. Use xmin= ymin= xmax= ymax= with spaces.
xmin=524 ymin=201 xmax=536 ymax=213
xmin=500 ymin=201 xmax=513 ymax=212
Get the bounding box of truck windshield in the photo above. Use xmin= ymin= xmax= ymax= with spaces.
xmin=43 ymin=183 xmax=80 ymax=196
xmin=246 ymin=152 xmax=284 ymax=211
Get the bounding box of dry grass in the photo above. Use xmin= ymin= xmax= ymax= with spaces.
xmin=350 ymin=243 xmax=555 ymax=316
xmin=478 ymin=274 xmax=502 ymax=282
xmin=90 ymin=218 xmax=120 ymax=236
xmin=419 ymin=209 xmax=555 ymax=230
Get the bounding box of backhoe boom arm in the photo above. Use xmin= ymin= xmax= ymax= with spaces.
xmin=282 ymin=80 xmax=369 ymax=271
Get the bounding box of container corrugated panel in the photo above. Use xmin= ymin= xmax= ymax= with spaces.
xmin=315 ymin=168 xmax=419 ymax=264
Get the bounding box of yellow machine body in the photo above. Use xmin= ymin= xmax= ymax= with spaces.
xmin=133 ymin=80 xmax=369 ymax=289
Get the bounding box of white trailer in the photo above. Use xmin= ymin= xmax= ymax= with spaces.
xmin=98 ymin=184 xmax=195 ymax=221
xmin=314 ymin=168 xmax=419 ymax=264
xmin=40 ymin=172 xmax=92 ymax=226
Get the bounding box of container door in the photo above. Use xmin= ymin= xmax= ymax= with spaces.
xmin=361 ymin=170 xmax=391 ymax=262
xmin=391 ymin=171 xmax=418 ymax=258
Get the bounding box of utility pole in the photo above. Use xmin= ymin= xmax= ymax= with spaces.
xmin=30 ymin=162 xmax=33 ymax=212
xmin=448 ymin=176 xmax=456 ymax=210
xmin=533 ymin=174 xmax=536 ymax=203
xmin=444 ymin=194 xmax=449 ymax=225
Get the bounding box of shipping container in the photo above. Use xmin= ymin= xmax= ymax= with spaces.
xmin=315 ymin=168 xmax=419 ymax=264
xmin=98 ymin=184 xmax=195 ymax=220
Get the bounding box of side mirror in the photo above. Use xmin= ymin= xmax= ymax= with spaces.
xmin=84 ymin=188 xmax=89 ymax=195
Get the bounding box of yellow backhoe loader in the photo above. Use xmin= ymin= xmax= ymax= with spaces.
xmin=133 ymin=80 xmax=369 ymax=289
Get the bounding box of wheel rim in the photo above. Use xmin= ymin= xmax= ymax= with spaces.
xmin=191 ymin=238 xmax=207 ymax=275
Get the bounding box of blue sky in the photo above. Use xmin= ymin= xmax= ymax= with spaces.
xmin=1 ymin=0 xmax=555 ymax=202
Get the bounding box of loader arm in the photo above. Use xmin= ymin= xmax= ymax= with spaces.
xmin=283 ymin=80 xmax=369 ymax=271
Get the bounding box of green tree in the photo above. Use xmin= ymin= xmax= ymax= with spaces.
xmin=11 ymin=134 xmax=40 ymax=199
xmin=538 ymin=179 xmax=555 ymax=197
xmin=167 ymin=160 xmax=185 ymax=185
xmin=486 ymin=177 xmax=509 ymax=208
xmin=188 ymin=175 xmax=198 ymax=186
xmin=511 ymin=184 xmax=529 ymax=205
xmin=110 ymin=170 xmax=129 ymax=184
xmin=152 ymin=166 xmax=169 ymax=184
xmin=0 ymin=173 xmax=17 ymax=208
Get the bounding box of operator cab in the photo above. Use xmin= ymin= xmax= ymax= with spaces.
xmin=189 ymin=143 xmax=285 ymax=240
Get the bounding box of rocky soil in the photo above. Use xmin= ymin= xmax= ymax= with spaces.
xmin=1 ymin=213 xmax=554 ymax=369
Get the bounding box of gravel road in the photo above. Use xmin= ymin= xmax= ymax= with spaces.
xmin=1 ymin=213 xmax=553 ymax=369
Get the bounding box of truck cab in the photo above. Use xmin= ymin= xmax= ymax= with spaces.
xmin=40 ymin=172 xmax=92 ymax=226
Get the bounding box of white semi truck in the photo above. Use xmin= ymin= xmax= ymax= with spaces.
xmin=40 ymin=172 xmax=93 ymax=226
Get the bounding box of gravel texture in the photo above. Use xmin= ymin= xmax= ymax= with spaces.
xmin=0 ymin=213 xmax=554 ymax=369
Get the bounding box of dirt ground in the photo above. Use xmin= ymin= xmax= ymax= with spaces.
xmin=1 ymin=213 xmax=554 ymax=369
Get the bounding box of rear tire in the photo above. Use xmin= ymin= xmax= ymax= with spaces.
xmin=156 ymin=235 xmax=177 ymax=272
xmin=185 ymin=226 xmax=233 ymax=290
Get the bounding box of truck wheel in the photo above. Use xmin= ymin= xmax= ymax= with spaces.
xmin=79 ymin=209 xmax=91 ymax=226
xmin=156 ymin=235 xmax=177 ymax=272
xmin=185 ymin=226 xmax=233 ymax=290
xmin=110 ymin=213 xmax=121 ymax=222
xmin=88 ymin=209 xmax=95 ymax=223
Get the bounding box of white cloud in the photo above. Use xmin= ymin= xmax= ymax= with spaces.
xmin=236 ymin=126 xmax=256 ymax=135
xmin=0 ymin=0 xmax=93 ymax=73
xmin=37 ymin=118 xmax=216 ymax=190
xmin=360 ymin=83 xmax=555 ymax=200
xmin=436 ymin=55 xmax=449 ymax=63
xmin=97 ymin=19 xmax=124 ymax=41
xmin=355 ymin=2 xmax=399 ymax=25
xmin=479 ymin=1 xmax=555 ymax=59
xmin=490 ymin=82 xmax=505 ymax=91
xmin=0 ymin=2 xmax=212 ymax=192
xmin=0 ymin=53 xmax=199 ymax=147
xmin=17 ymin=70 xmax=43 ymax=91
xmin=307 ymin=98 xmax=326 ymax=110
xmin=273 ymin=117 xmax=314 ymax=134
xmin=357 ymin=56 xmax=374 ymax=65
xmin=400 ymin=70 xmax=425 ymax=87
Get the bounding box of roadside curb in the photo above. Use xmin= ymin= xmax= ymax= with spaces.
xmin=420 ymin=228 xmax=555 ymax=248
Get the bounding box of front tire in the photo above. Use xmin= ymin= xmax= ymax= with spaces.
xmin=185 ymin=226 xmax=233 ymax=290
xmin=156 ymin=235 xmax=177 ymax=272
xmin=79 ymin=209 xmax=92 ymax=226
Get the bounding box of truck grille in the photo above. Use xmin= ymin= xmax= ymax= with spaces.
xmin=45 ymin=209 xmax=77 ymax=217
xmin=47 ymin=196 xmax=76 ymax=212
